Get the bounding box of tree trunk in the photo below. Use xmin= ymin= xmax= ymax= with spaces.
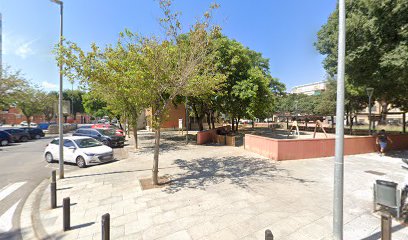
xmin=132 ymin=120 xmax=138 ymax=149
xmin=251 ymin=119 xmax=255 ymax=129
xmin=152 ymin=127 xmax=160 ymax=185
xmin=211 ymin=111 xmax=215 ymax=129
xmin=206 ymin=113 xmax=211 ymax=129
xmin=349 ymin=114 xmax=354 ymax=135
xmin=231 ymin=117 xmax=235 ymax=132
xmin=380 ymin=102 xmax=388 ymax=124
xmin=26 ymin=116 xmax=31 ymax=127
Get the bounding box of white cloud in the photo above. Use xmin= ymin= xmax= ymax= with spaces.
xmin=15 ymin=40 xmax=35 ymax=59
xmin=41 ymin=81 xmax=58 ymax=90
xmin=3 ymin=32 xmax=37 ymax=59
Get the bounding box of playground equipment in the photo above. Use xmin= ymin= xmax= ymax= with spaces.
xmin=287 ymin=119 xmax=300 ymax=138
xmin=313 ymin=120 xmax=328 ymax=138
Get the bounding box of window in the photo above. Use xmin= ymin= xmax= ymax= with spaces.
xmin=90 ymin=130 xmax=99 ymax=136
xmin=63 ymin=140 xmax=75 ymax=148
xmin=76 ymin=129 xmax=85 ymax=134
xmin=51 ymin=139 xmax=59 ymax=145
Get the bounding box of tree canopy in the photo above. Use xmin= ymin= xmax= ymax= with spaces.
xmin=315 ymin=0 xmax=408 ymax=112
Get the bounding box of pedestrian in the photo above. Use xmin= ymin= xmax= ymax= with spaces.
xmin=376 ymin=129 xmax=393 ymax=156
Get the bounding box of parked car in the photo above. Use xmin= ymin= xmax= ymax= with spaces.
xmin=20 ymin=127 xmax=45 ymax=139
xmin=72 ymin=128 xmax=125 ymax=147
xmin=91 ymin=124 xmax=125 ymax=136
xmin=2 ymin=128 xmax=31 ymax=142
xmin=0 ymin=130 xmax=13 ymax=146
xmin=44 ymin=136 xmax=114 ymax=168
xmin=20 ymin=121 xmax=37 ymax=127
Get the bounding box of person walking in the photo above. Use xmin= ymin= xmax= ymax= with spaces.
xmin=376 ymin=129 xmax=393 ymax=156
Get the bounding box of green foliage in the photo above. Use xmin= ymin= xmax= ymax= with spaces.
xmin=62 ymin=89 xmax=85 ymax=116
xmin=213 ymin=36 xmax=284 ymax=122
xmin=14 ymin=85 xmax=46 ymax=124
xmin=315 ymin=0 xmax=408 ymax=111
xmin=0 ymin=67 xmax=28 ymax=109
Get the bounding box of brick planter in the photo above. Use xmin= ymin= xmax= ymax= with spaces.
xmin=244 ymin=134 xmax=408 ymax=161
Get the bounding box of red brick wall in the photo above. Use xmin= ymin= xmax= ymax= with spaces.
xmin=161 ymin=104 xmax=186 ymax=129
xmin=245 ymin=134 xmax=408 ymax=161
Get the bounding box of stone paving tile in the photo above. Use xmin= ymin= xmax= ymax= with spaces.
xmin=31 ymin=131 xmax=408 ymax=240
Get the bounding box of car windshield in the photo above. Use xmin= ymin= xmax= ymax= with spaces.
xmin=97 ymin=129 xmax=116 ymax=136
xmin=74 ymin=138 xmax=103 ymax=148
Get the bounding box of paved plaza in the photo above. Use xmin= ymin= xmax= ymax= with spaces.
xmin=21 ymin=131 xmax=408 ymax=239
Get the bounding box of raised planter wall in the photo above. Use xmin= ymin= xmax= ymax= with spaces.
xmin=196 ymin=126 xmax=232 ymax=145
xmin=245 ymin=134 xmax=408 ymax=161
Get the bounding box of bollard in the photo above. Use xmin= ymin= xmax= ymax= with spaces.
xmin=265 ymin=229 xmax=274 ymax=240
xmin=51 ymin=170 xmax=57 ymax=209
xmin=50 ymin=182 xmax=57 ymax=209
xmin=51 ymin=170 xmax=56 ymax=183
xmin=102 ymin=213 xmax=110 ymax=240
xmin=63 ymin=197 xmax=70 ymax=231
xmin=381 ymin=213 xmax=391 ymax=240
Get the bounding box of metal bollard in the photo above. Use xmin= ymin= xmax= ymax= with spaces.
xmin=265 ymin=229 xmax=274 ymax=240
xmin=381 ymin=213 xmax=391 ymax=240
xmin=50 ymin=182 xmax=57 ymax=209
xmin=51 ymin=170 xmax=57 ymax=209
xmin=51 ymin=170 xmax=56 ymax=183
xmin=63 ymin=197 xmax=70 ymax=231
xmin=102 ymin=213 xmax=110 ymax=240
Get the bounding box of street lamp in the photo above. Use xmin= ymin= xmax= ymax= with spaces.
xmin=50 ymin=0 xmax=64 ymax=179
xmin=366 ymin=87 xmax=374 ymax=135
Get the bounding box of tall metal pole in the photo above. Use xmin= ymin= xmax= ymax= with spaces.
xmin=52 ymin=0 xmax=65 ymax=179
xmin=368 ymin=95 xmax=372 ymax=135
xmin=333 ymin=0 xmax=346 ymax=239
xmin=185 ymin=96 xmax=188 ymax=144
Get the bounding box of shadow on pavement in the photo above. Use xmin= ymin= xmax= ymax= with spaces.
xmin=360 ymin=223 xmax=406 ymax=240
xmin=64 ymin=166 xmax=179 ymax=179
xmin=70 ymin=221 xmax=95 ymax=230
xmin=163 ymin=156 xmax=314 ymax=193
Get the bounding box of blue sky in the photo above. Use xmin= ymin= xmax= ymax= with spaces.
xmin=0 ymin=0 xmax=336 ymax=92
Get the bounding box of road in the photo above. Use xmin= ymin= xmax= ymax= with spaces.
xmin=0 ymin=135 xmax=127 ymax=240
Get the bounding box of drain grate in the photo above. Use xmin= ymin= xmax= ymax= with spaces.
xmin=365 ymin=170 xmax=386 ymax=176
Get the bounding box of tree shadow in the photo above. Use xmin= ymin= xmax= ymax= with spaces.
xmin=137 ymin=141 xmax=187 ymax=154
xmin=163 ymin=156 xmax=314 ymax=193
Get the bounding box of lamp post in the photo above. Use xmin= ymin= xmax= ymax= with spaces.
xmin=333 ymin=0 xmax=346 ymax=239
xmin=366 ymin=87 xmax=374 ymax=135
xmin=50 ymin=0 xmax=64 ymax=179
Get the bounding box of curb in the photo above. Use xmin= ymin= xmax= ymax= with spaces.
xmin=20 ymin=178 xmax=52 ymax=240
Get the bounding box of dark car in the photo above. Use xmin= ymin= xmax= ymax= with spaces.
xmin=20 ymin=127 xmax=45 ymax=139
xmin=2 ymin=128 xmax=31 ymax=142
xmin=72 ymin=128 xmax=125 ymax=147
xmin=0 ymin=130 xmax=13 ymax=146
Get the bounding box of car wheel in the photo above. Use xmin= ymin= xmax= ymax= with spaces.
xmin=34 ymin=134 xmax=41 ymax=139
xmin=102 ymin=140 xmax=109 ymax=146
xmin=76 ymin=156 xmax=87 ymax=168
xmin=1 ymin=139 xmax=9 ymax=146
xmin=45 ymin=152 xmax=54 ymax=163
xmin=20 ymin=136 xmax=29 ymax=142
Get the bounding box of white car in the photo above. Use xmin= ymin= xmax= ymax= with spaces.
xmin=20 ymin=121 xmax=37 ymax=127
xmin=44 ymin=136 xmax=114 ymax=168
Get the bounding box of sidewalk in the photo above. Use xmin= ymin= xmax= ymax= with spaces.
xmin=22 ymin=130 xmax=408 ymax=239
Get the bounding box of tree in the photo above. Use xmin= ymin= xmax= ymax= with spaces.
xmin=139 ymin=1 xmax=224 ymax=184
xmin=213 ymin=36 xmax=284 ymax=131
xmin=38 ymin=92 xmax=58 ymax=122
xmin=315 ymin=0 xmax=408 ymax=121
xmin=0 ymin=67 xmax=28 ymax=109
xmin=14 ymin=85 xmax=45 ymax=126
